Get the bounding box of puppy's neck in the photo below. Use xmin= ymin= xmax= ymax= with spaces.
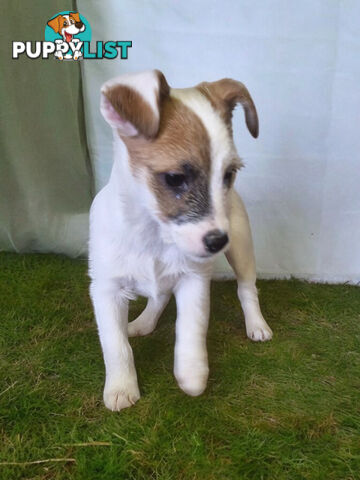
xmin=109 ymin=135 xmax=141 ymax=197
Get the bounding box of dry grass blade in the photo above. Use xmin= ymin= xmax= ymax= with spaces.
xmin=61 ymin=442 xmax=111 ymax=447
xmin=0 ymin=458 xmax=76 ymax=466
xmin=0 ymin=381 xmax=18 ymax=398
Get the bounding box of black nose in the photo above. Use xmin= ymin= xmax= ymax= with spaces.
xmin=203 ymin=229 xmax=229 ymax=253
xmin=75 ymin=21 xmax=83 ymax=29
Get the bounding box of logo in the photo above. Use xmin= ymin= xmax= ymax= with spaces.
xmin=12 ymin=11 xmax=132 ymax=61
xmin=45 ymin=11 xmax=91 ymax=60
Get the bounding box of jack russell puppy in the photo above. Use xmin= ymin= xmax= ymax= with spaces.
xmin=89 ymin=70 xmax=273 ymax=412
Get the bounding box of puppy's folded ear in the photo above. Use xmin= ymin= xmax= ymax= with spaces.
xmin=100 ymin=70 xmax=170 ymax=138
xmin=69 ymin=12 xmax=81 ymax=23
xmin=197 ymin=78 xmax=259 ymax=138
xmin=47 ymin=15 xmax=61 ymax=33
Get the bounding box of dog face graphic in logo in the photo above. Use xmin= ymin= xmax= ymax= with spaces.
xmin=46 ymin=12 xmax=88 ymax=60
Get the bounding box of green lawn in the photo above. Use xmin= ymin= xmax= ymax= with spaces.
xmin=0 ymin=253 xmax=359 ymax=479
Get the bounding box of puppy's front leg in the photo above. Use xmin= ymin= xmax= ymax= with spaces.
xmin=174 ymin=275 xmax=210 ymax=396
xmin=90 ymin=281 xmax=140 ymax=411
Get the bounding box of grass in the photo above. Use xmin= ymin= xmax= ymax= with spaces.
xmin=0 ymin=252 xmax=359 ymax=480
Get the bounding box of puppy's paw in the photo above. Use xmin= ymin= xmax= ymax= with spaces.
xmin=246 ymin=322 xmax=273 ymax=342
xmin=73 ymin=50 xmax=82 ymax=60
xmin=174 ymin=360 xmax=209 ymax=397
xmin=103 ymin=378 xmax=140 ymax=412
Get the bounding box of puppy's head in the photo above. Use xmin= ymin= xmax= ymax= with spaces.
xmin=100 ymin=70 xmax=258 ymax=260
xmin=47 ymin=12 xmax=85 ymax=40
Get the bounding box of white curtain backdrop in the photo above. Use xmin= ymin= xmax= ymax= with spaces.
xmin=78 ymin=0 xmax=360 ymax=285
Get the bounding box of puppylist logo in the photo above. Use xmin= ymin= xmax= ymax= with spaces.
xmin=12 ymin=11 xmax=132 ymax=61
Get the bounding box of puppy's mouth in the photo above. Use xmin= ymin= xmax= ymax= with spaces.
xmin=190 ymin=243 xmax=230 ymax=261
xmin=65 ymin=32 xmax=73 ymax=42
xmin=186 ymin=252 xmax=214 ymax=263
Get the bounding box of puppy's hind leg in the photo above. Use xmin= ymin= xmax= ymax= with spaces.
xmin=128 ymin=293 xmax=171 ymax=337
xmin=225 ymin=192 xmax=273 ymax=342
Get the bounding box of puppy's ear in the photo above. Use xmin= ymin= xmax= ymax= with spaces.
xmin=70 ymin=12 xmax=81 ymax=23
xmin=100 ymin=70 xmax=170 ymax=138
xmin=198 ymin=78 xmax=259 ymax=138
xmin=47 ymin=15 xmax=62 ymax=33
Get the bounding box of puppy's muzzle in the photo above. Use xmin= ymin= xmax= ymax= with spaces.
xmin=203 ymin=229 xmax=229 ymax=254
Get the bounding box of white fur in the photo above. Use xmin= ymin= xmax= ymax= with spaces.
xmin=89 ymin=71 xmax=272 ymax=411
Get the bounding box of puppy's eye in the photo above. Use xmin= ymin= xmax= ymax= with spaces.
xmin=224 ymin=168 xmax=236 ymax=188
xmin=164 ymin=173 xmax=187 ymax=189
xmin=63 ymin=21 xmax=68 ymax=26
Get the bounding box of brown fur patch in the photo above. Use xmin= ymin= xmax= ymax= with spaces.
xmin=154 ymin=70 xmax=170 ymax=111
xmin=105 ymin=85 xmax=160 ymax=139
xmin=196 ymin=79 xmax=259 ymax=138
xmin=123 ymin=95 xmax=212 ymax=221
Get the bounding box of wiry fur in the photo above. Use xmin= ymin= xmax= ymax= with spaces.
xmin=89 ymin=70 xmax=272 ymax=411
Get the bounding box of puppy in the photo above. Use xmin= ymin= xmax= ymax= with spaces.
xmin=88 ymin=70 xmax=273 ymax=411
xmin=47 ymin=12 xmax=85 ymax=60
